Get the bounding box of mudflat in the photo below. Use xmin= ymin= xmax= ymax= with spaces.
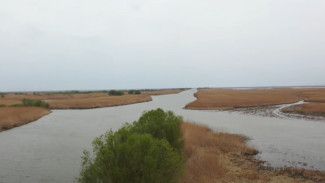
xmin=185 ymin=88 xmax=325 ymax=116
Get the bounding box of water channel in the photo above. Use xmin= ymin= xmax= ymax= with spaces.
xmin=0 ymin=89 xmax=324 ymax=182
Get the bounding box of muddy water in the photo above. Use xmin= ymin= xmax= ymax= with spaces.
xmin=0 ymin=90 xmax=324 ymax=182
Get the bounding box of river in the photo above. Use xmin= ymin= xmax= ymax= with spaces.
xmin=0 ymin=89 xmax=324 ymax=182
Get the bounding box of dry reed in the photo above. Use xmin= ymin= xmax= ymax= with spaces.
xmin=185 ymin=88 xmax=325 ymax=116
xmin=0 ymin=107 xmax=50 ymax=131
xmin=181 ymin=122 xmax=325 ymax=183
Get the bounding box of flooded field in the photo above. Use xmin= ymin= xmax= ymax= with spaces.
xmin=0 ymin=90 xmax=324 ymax=182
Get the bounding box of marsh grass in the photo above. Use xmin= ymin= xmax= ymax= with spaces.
xmin=282 ymin=103 xmax=325 ymax=116
xmin=0 ymin=107 xmax=50 ymax=131
xmin=185 ymin=88 xmax=325 ymax=116
xmin=0 ymin=90 xmax=181 ymax=109
xmin=181 ymin=122 xmax=324 ymax=183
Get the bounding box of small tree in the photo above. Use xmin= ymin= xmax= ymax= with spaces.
xmin=134 ymin=90 xmax=141 ymax=94
xmin=78 ymin=127 xmax=184 ymax=183
xmin=132 ymin=108 xmax=184 ymax=152
xmin=78 ymin=109 xmax=185 ymax=183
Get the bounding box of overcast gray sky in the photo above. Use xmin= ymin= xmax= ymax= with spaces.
xmin=1 ymin=0 xmax=324 ymax=91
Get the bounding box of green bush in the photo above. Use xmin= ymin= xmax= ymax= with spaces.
xmin=78 ymin=109 xmax=185 ymax=183
xmin=0 ymin=104 xmax=6 ymax=107
xmin=21 ymin=98 xmax=50 ymax=108
xmin=132 ymin=109 xmax=184 ymax=152
xmin=128 ymin=90 xmax=135 ymax=94
xmin=128 ymin=90 xmax=141 ymax=95
xmin=108 ymin=90 xmax=124 ymax=96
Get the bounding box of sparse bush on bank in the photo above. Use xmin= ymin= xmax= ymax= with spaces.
xmin=108 ymin=90 xmax=124 ymax=96
xmin=78 ymin=108 xmax=185 ymax=183
xmin=128 ymin=90 xmax=141 ymax=95
xmin=22 ymin=98 xmax=50 ymax=108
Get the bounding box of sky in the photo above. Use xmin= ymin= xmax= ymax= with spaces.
xmin=1 ymin=0 xmax=325 ymax=91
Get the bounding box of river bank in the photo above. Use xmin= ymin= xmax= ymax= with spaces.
xmin=182 ymin=122 xmax=325 ymax=183
xmin=0 ymin=90 xmax=181 ymax=131
xmin=185 ymin=88 xmax=325 ymax=119
xmin=0 ymin=107 xmax=51 ymax=131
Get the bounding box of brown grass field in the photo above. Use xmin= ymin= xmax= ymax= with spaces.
xmin=0 ymin=107 xmax=51 ymax=131
xmin=282 ymin=103 xmax=325 ymax=117
xmin=0 ymin=90 xmax=181 ymax=131
xmin=185 ymin=88 xmax=325 ymax=116
xmin=47 ymin=94 xmax=152 ymax=109
xmin=181 ymin=122 xmax=325 ymax=183
xmin=0 ymin=90 xmax=181 ymax=109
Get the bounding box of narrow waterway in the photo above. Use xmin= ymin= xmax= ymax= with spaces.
xmin=0 ymin=89 xmax=324 ymax=183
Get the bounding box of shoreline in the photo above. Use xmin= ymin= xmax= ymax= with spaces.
xmin=0 ymin=107 xmax=51 ymax=132
xmin=182 ymin=122 xmax=325 ymax=183
xmin=185 ymin=88 xmax=325 ymax=120
xmin=0 ymin=90 xmax=182 ymax=132
xmin=48 ymin=97 xmax=153 ymax=109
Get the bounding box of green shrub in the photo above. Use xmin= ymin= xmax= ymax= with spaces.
xmin=0 ymin=104 xmax=6 ymax=107
xmin=108 ymin=90 xmax=124 ymax=96
xmin=127 ymin=90 xmax=141 ymax=95
xmin=78 ymin=109 xmax=185 ymax=183
xmin=78 ymin=127 xmax=183 ymax=183
xmin=21 ymin=98 xmax=50 ymax=108
xmin=128 ymin=90 xmax=135 ymax=94
xmin=132 ymin=108 xmax=184 ymax=152
xmin=128 ymin=90 xmax=141 ymax=95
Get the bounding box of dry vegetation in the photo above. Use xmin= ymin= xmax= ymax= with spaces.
xmin=282 ymin=103 xmax=325 ymax=117
xmin=47 ymin=94 xmax=152 ymax=109
xmin=0 ymin=90 xmax=181 ymax=109
xmin=185 ymin=88 xmax=325 ymax=116
xmin=0 ymin=90 xmax=181 ymax=131
xmin=0 ymin=107 xmax=50 ymax=131
xmin=181 ymin=122 xmax=325 ymax=183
